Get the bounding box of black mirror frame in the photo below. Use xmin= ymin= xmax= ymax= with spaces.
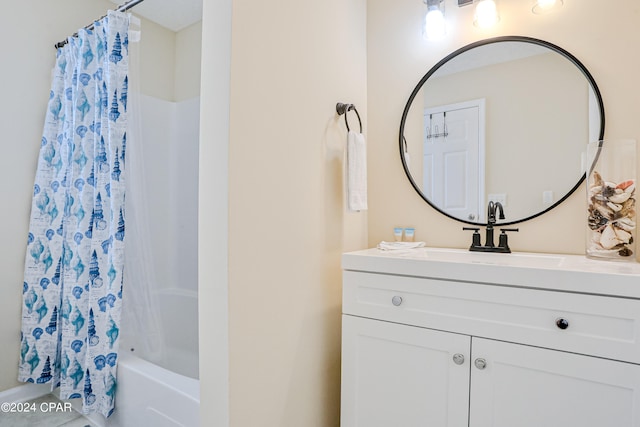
xmin=398 ymin=35 xmax=605 ymax=226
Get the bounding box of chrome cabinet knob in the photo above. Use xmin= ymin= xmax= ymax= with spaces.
xmin=474 ymin=358 xmax=487 ymax=370
xmin=391 ymin=296 xmax=403 ymax=306
xmin=555 ymin=318 xmax=569 ymax=330
xmin=453 ymin=353 xmax=465 ymax=365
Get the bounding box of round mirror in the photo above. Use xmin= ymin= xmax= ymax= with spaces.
xmin=399 ymin=36 xmax=605 ymax=225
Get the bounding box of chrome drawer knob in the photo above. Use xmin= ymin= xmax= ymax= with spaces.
xmin=555 ymin=318 xmax=569 ymax=330
xmin=391 ymin=296 xmax=403 ymax=306
xmin=474 ymin=358 xmax=487 ymax=370
xmin=453 ymin=353 xmax=465 ymax=365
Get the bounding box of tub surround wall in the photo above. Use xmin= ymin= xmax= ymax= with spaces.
xmin=155 ymin=288 xmax=199 ymax=378
xmin=137 ymin=17 xmax=176 ymax=101
xmin=140 ymin=94 xmax=200 ymax=295
xmin=139 ymin=17 xmax=201 ymax=296
xmin=368 ymin=0 xmax=640 ymax=254
xmin=136 ymin=17 xmax=202 ymax=102
xmin=170 ymin=97 xmax=200 ymax=294
xmin=175 ymin=21 xmax=203 ymax=102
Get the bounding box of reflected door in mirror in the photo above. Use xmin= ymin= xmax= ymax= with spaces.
xmin=424 ymin=102 xmax=484 ymax=222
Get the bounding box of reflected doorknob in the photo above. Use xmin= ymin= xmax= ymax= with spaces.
xmin=468 ymin=213 xmax=476 ymax=220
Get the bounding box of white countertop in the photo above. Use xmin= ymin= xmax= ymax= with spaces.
xmin=343 ymin=247 xmax=640 ymax=299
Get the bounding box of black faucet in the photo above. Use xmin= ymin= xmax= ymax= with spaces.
xmin=485 ymin=201 xmax=504 ymax=247
xmin=463 ymin=202 xmax=518 ymax=253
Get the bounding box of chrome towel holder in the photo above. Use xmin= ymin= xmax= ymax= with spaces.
xmin=336 ymin=103 xmax=363 ymax=133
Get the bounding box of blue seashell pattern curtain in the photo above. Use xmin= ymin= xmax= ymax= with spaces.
xmin=19 ymin=11 xmax=130 ymax=418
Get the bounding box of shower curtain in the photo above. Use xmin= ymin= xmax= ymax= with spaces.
xmin=19 ymin=11 xmax=130 ymax=418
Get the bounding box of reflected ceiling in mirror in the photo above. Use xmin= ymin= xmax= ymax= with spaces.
xmin=399 ymin=36 xmax=604 ymax=225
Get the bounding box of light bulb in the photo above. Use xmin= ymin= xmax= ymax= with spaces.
xmin=424 ymin=7 xmax=446 ymax=40
xmin=532 ymin=0 xmax=563 ymax=14
xmin=474 ymin=0 xmax=499 ymax=28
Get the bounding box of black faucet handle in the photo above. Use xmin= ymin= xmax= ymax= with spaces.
xmin=463 ymin=227 xmax=482 ymax=249
xmin=497 ymin=228 xmax=518 ymax=252
xmin=500 ymin=228 xmax=519 ymax=233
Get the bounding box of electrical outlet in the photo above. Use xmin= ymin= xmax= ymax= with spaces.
xmin=543 ymin=190 xmax=554 ymax=205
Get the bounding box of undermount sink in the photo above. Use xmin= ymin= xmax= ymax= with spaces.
xmin=418 ymin=247 xmax=565 ymax=268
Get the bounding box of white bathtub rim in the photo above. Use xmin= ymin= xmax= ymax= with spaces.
xmin=63 ymin=353 xmax=199 ymax=427
xmin=0 ymin=355 xmax=198 ymax=402
xmin=118 ymin=352 xmax=200 ymax=402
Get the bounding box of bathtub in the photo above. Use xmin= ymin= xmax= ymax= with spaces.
xmin=3 ymin=287 xmax=200 ymax=427
xmin=85 ymin=288 xmax=200 ymax=427
xmin=104 ymin=352 xmax=199 ymax=427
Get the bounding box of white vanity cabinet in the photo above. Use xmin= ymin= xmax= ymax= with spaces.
xmin=341 ymin=315 xmax=471 ymax=427
xmin=340 ymin=248 xmax=640 ymax=427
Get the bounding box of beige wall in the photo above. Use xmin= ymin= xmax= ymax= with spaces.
xmin=368 ymin=0 xmax=640 ymax=255
xmin=222 ymin=0 xmax=367 ymax=425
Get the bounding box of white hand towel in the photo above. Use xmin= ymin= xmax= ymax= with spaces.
xmin=347 ymin=131 xmax=368 ymax=211
xmin=377 ymin=241 xmax=426 ymax=251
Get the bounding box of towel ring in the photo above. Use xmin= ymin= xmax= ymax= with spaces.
xmin=336 ymin=102 xmax=363 ymax=133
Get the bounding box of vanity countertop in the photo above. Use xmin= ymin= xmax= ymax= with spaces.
xmin=343 ymin=247 xmax=640 ymax=299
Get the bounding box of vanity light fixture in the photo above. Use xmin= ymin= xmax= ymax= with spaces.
xmin=532 ymin=0 xmax=563 ymax=14
xmin=423 ymin=0 xmax=446 ymax=40
xmin=473 ymin=0 xmax=500 ymax=28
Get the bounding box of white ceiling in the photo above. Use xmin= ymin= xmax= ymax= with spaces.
xmin=109 ymin=0 xmax=202 ymax=32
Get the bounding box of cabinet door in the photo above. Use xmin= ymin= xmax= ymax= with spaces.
xmin=341 ymin=315 xmax=471 ymax=427
xmin=470 ymin=338 xmax=640 ymax=427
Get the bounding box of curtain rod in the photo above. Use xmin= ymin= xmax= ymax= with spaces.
xmin=54 ymin=0 xmax=145 ymax=49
